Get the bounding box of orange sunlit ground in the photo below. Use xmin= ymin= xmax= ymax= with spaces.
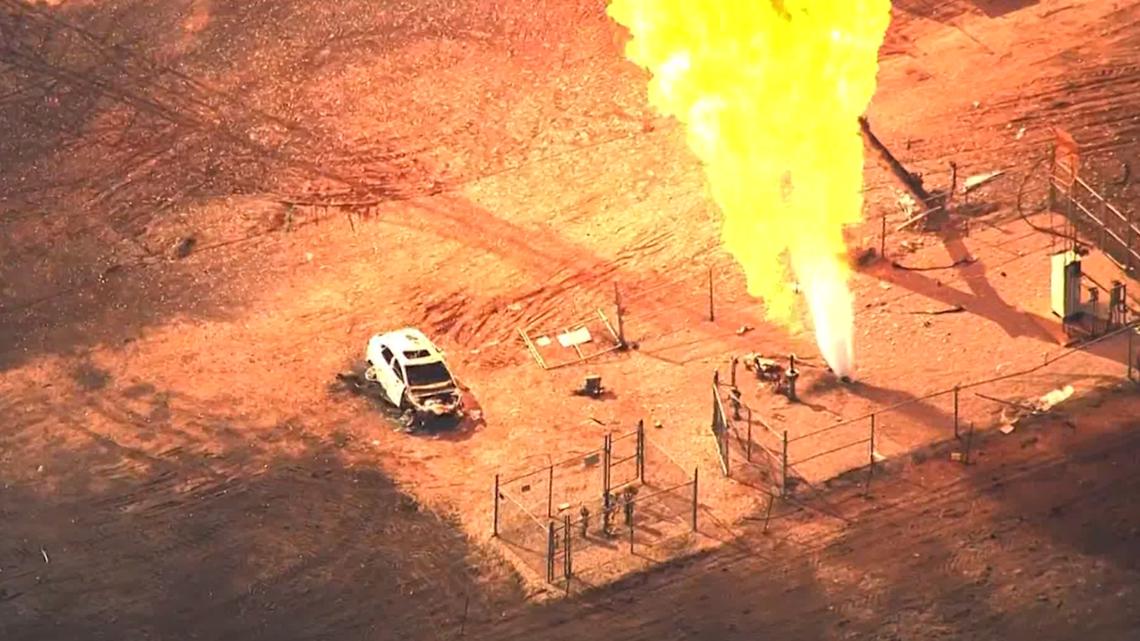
xmin=2 ymin=1 xmax=1139 ymax=639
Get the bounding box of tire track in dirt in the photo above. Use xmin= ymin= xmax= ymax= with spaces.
xmin=370 ymin=193 xmax=690 ymax=355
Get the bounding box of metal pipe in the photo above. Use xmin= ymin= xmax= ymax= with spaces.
xmin=492 ymin=474 xmax=500 ymax=537
xmin=613 ymin=282 xmax=626 ymax=347
xmin=547 ymin=465 xmax=554 ymax=518
xmin=859 ymin=116 xmax=931 ymax=203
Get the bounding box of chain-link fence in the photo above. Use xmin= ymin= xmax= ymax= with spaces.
xmin=492 ymin=422 xmax=697 ymax=588
xmin=710 ymin=320 xmax=1139 ymax=500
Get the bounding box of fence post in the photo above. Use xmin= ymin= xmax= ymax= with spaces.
xmin=708 ymin=266 xmax=715 ymax=322
xmin=867 ymin=414 xmax=876 ymax=492
xmin=628 ymin=500 xmax=636 ymax=553
xmin=1129 ymin=324 xmax=1135 ymax=382
xmin=1047 ymin=144 xmax=1057 ymax=211
xmin=880 ymin=212 xmax=887 ymax=258
xmin=746 ymin=406 xmax=753 ymax=462
xmin=547 ymin=464 xmax=554 ymax=518
xmin=636 ymin=419 xmax=645 ymax=482
xmin=546 ymin=521 xmax=555 ymax=583
xmin=1127 ymin=210 xmax=1135 ymax=274
xmin=730 ymin=356 xmax=738 ymax=387
xmin=563 ymin=514 xmax=572 ymax=591
xmin=492 ymin=474 xmax=500 ymax=537
xmin=613 ymin=281 xmax=626 ymax=347
xmin=691 ymin=467 xmax=699 ymax=532
xmin=953 ymin=385 xmax=960 ymax=440
xmin=1099 ymin=194 xmax=1108 ymax=249
xmin=602 ymin=433 xmax=612 ymax=503
xmin=780 ymin=431 xmax=789 ymax=497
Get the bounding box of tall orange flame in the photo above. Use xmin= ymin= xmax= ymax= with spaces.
xmin=607 ymin=0 xmax=892 ymax=377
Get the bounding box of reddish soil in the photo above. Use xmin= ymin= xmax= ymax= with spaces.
xmin=2 ymin=0 xmax=1140 ymax=638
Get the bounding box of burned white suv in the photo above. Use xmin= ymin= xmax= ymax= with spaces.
xmin=364 ymin=328 xmax=463 ymax=427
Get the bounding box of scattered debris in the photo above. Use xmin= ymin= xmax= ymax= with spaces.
xmin=983 ymin=385 xmax=1075 ymax=433
xmin=891 ymin=256 xmax=976 ymax=272
xmin=41 ymin=547 xmax=49 ymax=564
xmin=742 ymin=353 xmax=786 ymax=387
xmin=895 ymin=205 xmax=944 ymax=231
xmin=572 ymin=375 xmax=605 ymax=398
xmin=896 ymin=192 xmax=918 ymax=218
xmin=1015 ymin=126 xmax=1026 ymax=140
xmin=899 ymin=239 xmax=924 ymax=253
xmin=907 ymin=305 xmax=965 ymax=316
xmin=961 ymin=170 xmax=1005 ymax=194
xmin=171 ymin=236 xmax=196 ymax=259
xmin=856 ymin=247 xmax=878 ymax=266
xmin=736 ymin=325 xmax=753 ymax=335
xmin=557 ymin=327 xmax=593 ymax=348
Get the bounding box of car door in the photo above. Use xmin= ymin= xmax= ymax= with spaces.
xmin=377 ymin=346 xmax=406 ymax=407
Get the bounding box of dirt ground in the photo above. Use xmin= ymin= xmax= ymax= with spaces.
xmin=2 ymin=0 xmax=1140 ymax=638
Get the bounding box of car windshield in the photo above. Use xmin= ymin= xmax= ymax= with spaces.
xmin=405 ymin=362 xmax=452 ymax=387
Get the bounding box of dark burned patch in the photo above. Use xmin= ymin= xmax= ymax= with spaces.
xmin=121 ymin=382 xmax=157 ymax=399
xmin=331 ymin=367 xmax=474 ymax=438
xmin=73 ymin=362 xmax=112 ymax=390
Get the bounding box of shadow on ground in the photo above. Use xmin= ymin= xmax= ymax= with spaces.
xmin=463 ymin=385 xmax=1140 ymax=641
xmin=0 ymin=379 xmax=523 ymax=641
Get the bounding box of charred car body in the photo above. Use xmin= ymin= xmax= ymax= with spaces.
xmin=364 ymin=328 xmax=463 ymax=428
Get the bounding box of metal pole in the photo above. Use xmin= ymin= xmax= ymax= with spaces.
xmin=603 ymin=433 xmax=611 ymax=500
xmin=547 ymin=464 xmax=554 ymax=518
xmin=691 ymin=467 xmax=699 ymax=531
xmin=492 ymin=474 xmax=500 ymax=537
xmin=613 ymin=281 xmax=626 ymax=347
xmin=746 ymin=407 xmax=753 ymax=462
xmin=1129 ymin=324 xmax=1135 ymax=382
xmin=636 ymin=420 xmax=645 ymax=482
xmin=780 ymin=431 xmax=789 ymax=497
xmin=1047 ymin=144 xmax=1057 ymax=212
xmin=880 ymin=212 xmax=887 ymax=258
xmin=868 ymin=414 xmax=876 ymax=490
xmin=628 ymin=501 xmax=635 ymax=553
xmin=1128 ymin=210 xmax=1135 ymax=274
xmin=1100 ymin=195 xmax=1107 ymax=250
xmin=762 ymin=493 xmax=775 ymax=533
xmin=563 ymin=514 xmax=572 ymax=591
xmin=708 ymin=266 xmax=715 ymax=322
xmin=546 ymin=521 xmax=555 ymax=582
xmin=953 ymin=385 xmax=960 ymax=439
